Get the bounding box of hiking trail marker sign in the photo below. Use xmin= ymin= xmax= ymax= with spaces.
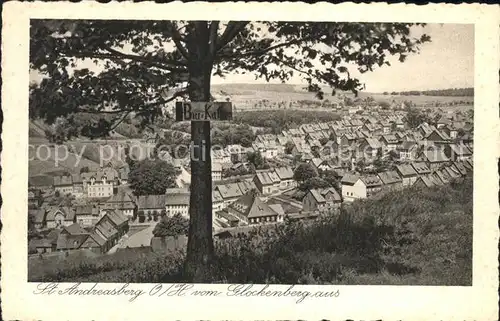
xmin=175 ymin=101 xmax=233 ymax=121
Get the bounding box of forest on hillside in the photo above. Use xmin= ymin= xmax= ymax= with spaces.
xmin=385 ymin=88 xmax=474 ymax=97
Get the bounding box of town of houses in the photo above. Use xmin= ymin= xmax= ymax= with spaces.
xmin=28 ymin=106 xmax=473 ymax=256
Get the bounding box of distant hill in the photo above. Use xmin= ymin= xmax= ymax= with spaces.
xmin=381 ymin=88 xmax=474 ymax=97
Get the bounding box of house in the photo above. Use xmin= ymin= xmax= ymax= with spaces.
xmin=81 ymin=168 xmax=118 ymax=198
xmin=30 ymin=238 xmax=56 ymax=254
xmin=350 ymin=119 xmax=364 ymax=130
xmin=311 ymin=158 xmax=331 ymax=171
xmin=377 ymin=171 xmax=403 ymax=191
xmin=212 ymin=149 xmax=231 ymax=164
xmin=444 ymin=144 xmax=472 ymax=161
xmin=216 ymin=183 xmax=244 ymax=207
xmin=358 ymin=138 xmax=382 ymax=160
xmin=94 ymin=210 xmax=129 ymax=250
xmin=274 ymin=166 xmax=297 ymax=190
xmin=436 ymin=116 xmax=451 ymax=129
xmin=379 ymin=135 xmax=399 ymax=151
xmin=101 ymin=192 xmax=136 ymax=219
xmin=227 ymin=190 xmax=285 ymax=225
xmin=302 ymin=189 xmax=327 ymax=212
xmin=319 ymin=187 xmax=342 ymax=211
xmin=419 ymin=149 xmax=450 ymax=170
xmin=441 ymin=125 xmax=458 ymax=140
xmin=264 ymin=144 xmax=279 ymax=159
xmin=28 ymin=175 xmax=54 ymax=193
xmin=55 ymin=233 xmax=89 ymax=252
xmin=53 ymin=174 xmax=74 ymax=195
xmin=28 ymin=189 xmax=43 ymax=208
xmin=74 ymin=204 xmax=100 ymax=227
xmin=80 ymin=232 xmax=108 ymax=254
xmin=227 ymin=144 xmax=247 ymax=163
xmin=212 ymin=190 xmax=224 ymax=213
xmin=118 ymin=166 xmax=130 ymax=185
xmin=340 ymin=133 xmax=357 ymax=147
xmin=236 ymin=180 xmax=258 ymax=195
xmin=380 ymin=121 xmax=391 ymax=134
xmin=395 ymin=164 xmax=418 ymax=187
xmin=212 ymin=162 xmax=223 ymax=181
xmin=452 ymin=162 xmax=468 ymax=176
xmin=413 ymin=175 xmax=437 ymax=189
xmin=361 ymin=175 xmax=383 ymax=196
xmin=103 ymin=209 xmax=129 ymax=235
xmin=416 ymin=122 xmax=434 ymax=137
xmin=165 ymin=188 xmax=190 ymax=218
xmin=425 ymin=129 xmax=451 ymax=146
xmin=29 ymin=208 xmax=47 ymax=230
xmin=433 ymin=168 xmax=452 ymax=185
xmin=341 ymin=173 xmax=365 ymax=202
xmin=61 ymin=222 xmax=89 ymax=236
xmin=253 ymin=172 xmax=279 ymax=195
xmin=411 ymin=162 xmax=431 ymax=176
xmin=394 ymin=118 xmax=405 ymax=130
xmin=137 ymin=194 xmax=167 ymax=221
xmin=397 ymin=141 xmax=418 ymax=161
xmin=69 ymin=174 xmax=84 ymax=198
xmin=443 ymin=165 xmax=462 ymax=181
xmin=46 ymin=206 xmax=76 ymax=229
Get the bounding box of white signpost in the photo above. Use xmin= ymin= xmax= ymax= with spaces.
xmin=175 ymin=101 xmax=233 ymax=121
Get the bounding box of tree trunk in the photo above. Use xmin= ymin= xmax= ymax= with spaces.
xmin=183 ymin=22 xmax=215 ymax=282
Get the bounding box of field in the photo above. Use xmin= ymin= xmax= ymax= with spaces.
xmin=29 ymin=122 xmax=155 ymax=176
xmin=212 ymin=83 xmax=474 ymax=112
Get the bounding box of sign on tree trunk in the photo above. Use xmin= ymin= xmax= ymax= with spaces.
xmin=175 ymin=102 xmax=232 ymax=121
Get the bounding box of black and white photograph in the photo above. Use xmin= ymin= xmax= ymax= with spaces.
xmin=2 ymin=3 xmax=499 ymax=320
xmin=26 ymin=19 xmax=475 ymax=284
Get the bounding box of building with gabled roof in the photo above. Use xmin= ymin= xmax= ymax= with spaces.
xmin=395 ymin=164 xmax=418 ymax=186
xmin=452 ymin=162 xmax=468 ymax=176
xmin=340 ymin=173 xmax=366 ymax=202
xmin=227 ymin=190 xmax=285 ymax=225
xmin=253 ymin=172 xmax=279 ymax=195
xmin=359 ymin=137 xmax=382 ymax=159
xmin=379 ymin=134 xmax=399 ymax=151
xmin=61 ymin=222 xmax=89 ymax=236
xmin=46 ymin=206 xmax=76 ymax=229
xmin=444 ymin=143 xmax=472 ymax=161
xmin=165 ymin=188 xmax=190 ymax=218
xmin=274 ymin=166 xmax=296 ymax=190
xmin=413 ymin=175 xmax=437 ymax=188
xmin=75 ymin=204 xmax=100 ymax=227
xmin=378 ymin=171 xmax=403 ymax=191
xmin=101 ymin=192 xmax=136 ymax=219
xmin=411 ymin=162 xmax=431 ymax=176
xmin=216 ymin=183 xmax=244 ymax=207
xmin=360 ymin=175 xmax=383 ymax=196
xmin=419 ymin=149 xmax=450 ymax=170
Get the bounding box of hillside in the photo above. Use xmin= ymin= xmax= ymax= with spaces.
xmin=29 ymin=176 xmax=472 ymax=285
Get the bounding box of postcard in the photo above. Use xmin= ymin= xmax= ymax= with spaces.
xmin=1 ymin=2 xmax=499 ymax=320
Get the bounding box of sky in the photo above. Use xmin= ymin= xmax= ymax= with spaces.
xmin=211 ymin=24 xmax=474 ymax=92
xmin=31 ymin=23 xmax=474 ymax=93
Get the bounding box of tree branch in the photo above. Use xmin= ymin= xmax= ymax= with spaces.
xmin=208 ymin=21 xmax=220 ymax=59
xmin=105 ymin=46 xmax=187 ymax=67
xmin=147 ymin=89 xmax=189 ymax=107
xmin=168 ymin=22 xmax=190 ymax=60
xmin=216 ymin=21 xmax=249 ymax=52
xmin=65 ymin=50 xmax=188 ymax=72
xmin=219 ymin=34 xmax=318 ymax=59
